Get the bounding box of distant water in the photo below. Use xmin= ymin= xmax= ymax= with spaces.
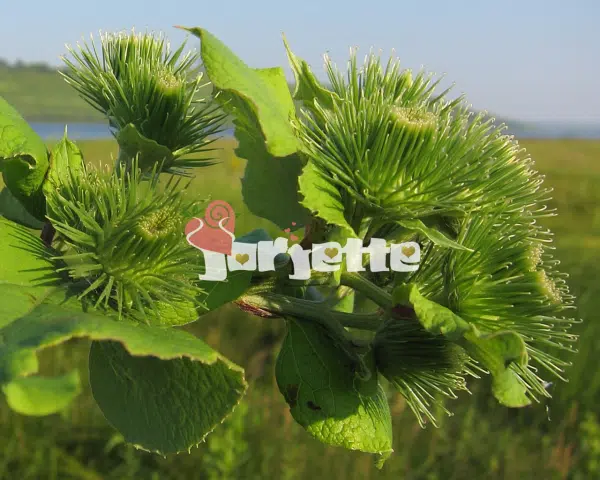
xmin=505 ymin=122 xmax=600 ymax=140
xmin=30 ymin=121 xmax=600 ymax=141
xmin=30 ymin=122 xmax=113 ymax=140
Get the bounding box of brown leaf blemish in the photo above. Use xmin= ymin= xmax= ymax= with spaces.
xmin=285 ymin=384 xmax=299 ymax=408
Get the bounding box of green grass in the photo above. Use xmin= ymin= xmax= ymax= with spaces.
xmin=0 ymin=65 xmax=104 ymax=122
xmin=0 ymin=138 xmax=599 ymax=479
xmin=0 ymin=65 xmax=213 ymax=123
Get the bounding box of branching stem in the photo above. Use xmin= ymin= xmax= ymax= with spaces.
xmin=340 ymin=271 xmax=393 ymax=309
xmin=239 ymin=293 xmax=383 ymax=332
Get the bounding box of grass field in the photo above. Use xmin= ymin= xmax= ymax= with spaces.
xmin=0 ymin=137 xmax=599 ymax=479
xmin=0 ymin=64 xmax=212 ymax=123
xmin=0 ymin=65 xmax=104 ymax=122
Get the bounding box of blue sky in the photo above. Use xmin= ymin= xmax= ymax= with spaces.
xmin=1 ymin=0 xmax=598 ymax=122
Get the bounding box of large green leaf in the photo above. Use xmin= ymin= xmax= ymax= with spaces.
xmin=276 ymin=318 xmax=393 ymax=459
xmin=283 ymin=37 xmax=339 ymax=110
xmin=0 ymin=291 xmax=247 ymax=454
xmin=0 ymin=218 xmax=247 ymax=454
xmin=298 ymin=162 xmax=355 ymax=237
xmin=0 ymin=96 xmax=49 ymax=220
xmin=89 ymin=335 xmax=246 ymax=454
xmin=185 ymin=27 xmax=309 ymax=229
xmin=236 ymin=124 xmax=309 ymax=229
xmin=186 ymin=27 xmax=299 ymax=158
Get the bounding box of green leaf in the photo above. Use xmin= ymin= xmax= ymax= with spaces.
xmin=198 ymin=270 xmax=252 ymax=313
xmin=276 ymin=318 xmax=393 ymax=456
xmin=184 ymin=27 xmax=309 ymax=229
xmin=116 ymin=124 xmax=174 ymax=171
xmin=462 ymin=330 xmax=531 ymax=407
xmin=42 ymin=133 xmax=84 ymax=200
xmin=0 ymin=96 xmax=49 ymax=221
xmin=135 ymin=295 xmax=200 ymax=327
xmin=298 ymin=162 xmax=355 ymax=237
xmin=0 ymin=217 xmax=62 ymax=328
xmin=491 ymin=369 xmax=531 ymax=407
xmin=0 ymin=218 xmax=247 ymax=453
xmin=397 ymin=219 xmax=473 ymax=251
xmin=89 ymin=338 xmax=246 ymax=454
xmin=283 ymin=36 xmax=338 ymax=109
xmin=2 ymin=370 xmax=81 ymax=416
xmin=186 ymin=27 xmax=299 ymax=158
xmin=0 ymin=188 xmax=44 ymax=229
xmin=237 ymin=122 xmax=309 ymax=229
xmin=393 ymin=284 xmax=471 ymax=340
xmin=0 ymin=291 xmax=247 ymax=453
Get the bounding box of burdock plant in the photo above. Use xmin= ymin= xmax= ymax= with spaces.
xmin=0 ymin=24 xmax=578 ymax=467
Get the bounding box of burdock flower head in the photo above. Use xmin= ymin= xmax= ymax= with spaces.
xmin=45 ymin=158 xmax=206 ymax=325
xmin=62 ymin=31 xmax=225 ymax=174
xmin=284 ymin=42 xmax=578 ymax=424
xmin=294 ymin=50 xmax=550 ymax=242
xmin=410 ymin=212 xmax=576 ymax=401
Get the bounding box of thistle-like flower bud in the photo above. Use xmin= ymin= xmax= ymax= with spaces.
xmin=62 ymin=31 xmax=225 ymax=173
xmin=157 ymin=69 xmax=185 ymax=99
xmin=296 ymin=58 xmax=442 ymax=218
xmin=390 ymin=106 xmax=437 ymax=135
xmin=530 ymin=269 xmax=563 ymax=305
xmin=373 ymin=312 xmax=469 ymax=426
xmin=294 ymin=48 xmax=556 ymax=244
xmin=45 ymin=160 xmax=205 ymax=324
xmin=135 ymin=205 xmax=183 ymax=241
xmin=412 ymin=212 xmax=576 ymax=401
xmin=523 ymin=242 xmax=545 ymax=272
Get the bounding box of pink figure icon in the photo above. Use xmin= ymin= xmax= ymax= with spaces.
xmin=185 ymin=200 xmax=236 ymax=255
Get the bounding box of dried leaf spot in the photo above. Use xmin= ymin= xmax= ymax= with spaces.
xmin=284 ymin=384 xmax=299 ymax=408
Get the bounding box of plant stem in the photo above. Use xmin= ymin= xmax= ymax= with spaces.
xmin=340 ymin=271 xmax=393 ymax=309
xmin=325 ymin=285 xmax=355 ymax=312
xmin=240 ymin=293 xmax=382 ymax=332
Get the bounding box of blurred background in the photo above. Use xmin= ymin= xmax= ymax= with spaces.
xmin=0 ymin=1 xmax=599 ymax=478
